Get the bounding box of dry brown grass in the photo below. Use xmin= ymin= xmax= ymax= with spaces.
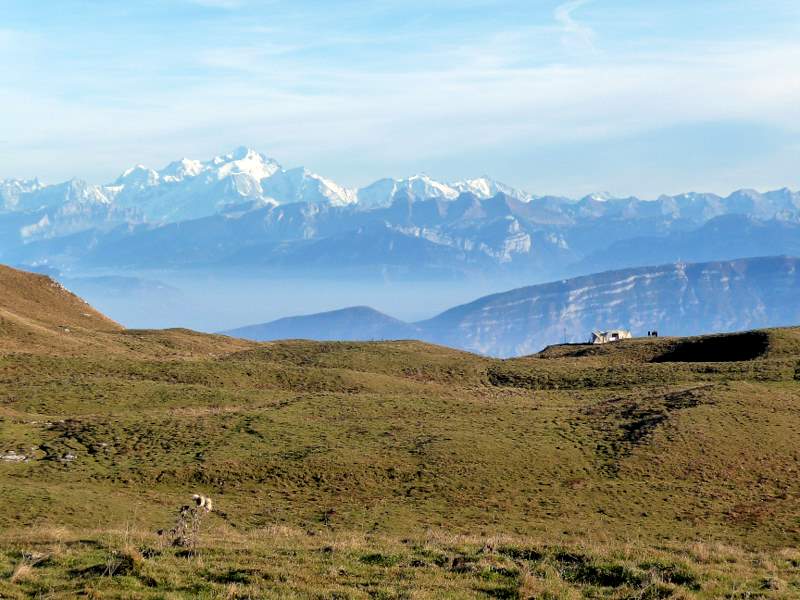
xmin=8 ymin=551 xmax=47 ymax=584
xmin=9 ymin=562 xmax=33 ymax=584
xmin=518 ymin=564 xmax=582 ymax=600
xmin=0 ymin=525 xmax=797 ymax=598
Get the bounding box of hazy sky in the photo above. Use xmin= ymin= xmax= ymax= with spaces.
xmin=1 ymin=0 xmax=799 ymax=197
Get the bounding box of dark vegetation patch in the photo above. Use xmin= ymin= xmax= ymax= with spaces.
xmin=480 ymin=585 xmax=519 ymax=599
xmin=486 ymin=362 xmax=682 ymax=390
xmin=618 ymin=387 xmax=708 ymax=446
xmin=640 ymin=560 xmax=700 ymax=589
xmin=552 ymin=550 xmax=589 ymax=565
xmin=411 ymin=546 xmax=449 ymax=567
xmin=204 ymin=567 xmax=260 ymax=584
xmin=653 ymin=331 xmax=770 ymax=363
xmin=69 ymin=551 xmax=140 ymax=578
xmin=359 ymin=552 xmax=401 ymax=567
xmin=582 ymin=386 xmax=713 ymax=475
xmin=562 ymin=561 xmax=643 ymax=587
xmin=533 ymin=338 xmax=674 ymax=361
xmin=498 ymin=546 xmax=544 ymax=562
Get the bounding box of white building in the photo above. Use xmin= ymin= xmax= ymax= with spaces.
xmin=589 ymin=329 xmax=632 ymax=344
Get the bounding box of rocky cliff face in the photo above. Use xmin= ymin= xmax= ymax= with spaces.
xmin=420 ymin=256 xmax=800 ymax=356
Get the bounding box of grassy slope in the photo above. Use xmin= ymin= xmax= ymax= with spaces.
xmin=0 ymin=265 xmax=799 ymax=597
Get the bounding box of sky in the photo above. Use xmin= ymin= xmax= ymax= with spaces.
xmin=1 ymin=0 xmax=799 ymax=198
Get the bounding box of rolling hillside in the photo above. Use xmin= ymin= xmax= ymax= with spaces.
xmin=1 ymin=264 xmax=800 ymax=596
xmin=0 ymin=265 xmax=251 ymax=359
xmin=0 ymin=264 xmax=122 ymax=354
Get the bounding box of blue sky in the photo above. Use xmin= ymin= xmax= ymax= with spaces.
xmin=1 ymin=0 xmax=799 ymax=197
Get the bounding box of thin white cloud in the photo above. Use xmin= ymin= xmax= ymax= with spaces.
xmin=6 ymin=38 xmax=799 ymax=178
xmin=554 ymin=0 xmax=596 ymax=52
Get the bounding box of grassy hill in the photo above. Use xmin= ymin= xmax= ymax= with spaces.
xmin=0 ymin=265 xmax=799 ymax=598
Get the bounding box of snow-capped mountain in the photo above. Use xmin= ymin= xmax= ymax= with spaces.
xmin=1 ymin=147 xmax=536 ymax=232
xmin=99 ymin=146 xmax=364 ymax=222
xmin=356 ymin=174 xmax=531 ymax=209
xmin=261 ymin=167 xmax=356 ymax=207
xmin=452 ymin=177 xmax=533 ymax=202
xmin=357 ymin=174 xmax=459 ymax=209
xmin=2 ymin=178 xmax=111 ymax=213
xmin=1 ymin=179 xmax=45 ymax=211
xmin=0 ymin=178 xmax=133 ymax=244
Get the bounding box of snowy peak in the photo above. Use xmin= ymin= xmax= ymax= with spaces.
xmin=115 ymin=165 xmax=160 ymax=188
xmin=261 ymin=167 xmax=356 ymax=207
xmin=210 ymin=147 xmax=281 ymax=181
xmin=106 ymin=148 xmax=355 ymax=221
xmin=451 ymin=177 xmax=533 ymax=202
xmin=356 ymin=174 xmax=456 ymax=210
xmin=160 ymin=158 xmax=204 ymax=182
xmin=401 ymin=174 xmax=460 ymax=201
xmin=355 ymin=178 xmax=400 ymax=209
xmin=453 ymin=177 xmax=493 ymax=197
xmin=357 ymin=174 xmax=532 ymax=209
xmin=104 ymin=149 xmax=537 ymax=217
xmin=65 ymin=179 xmax=113 ymax=204
xmin=114 ymin=148 xmax=281 ymax=187
xmin=216 ymin=145 xmax=261 ymax=163
xmin=22 ymin=178 xmax=113 ymax=212
xmin=580 ymin=192 xmax=616 ymax=203
xmin=1 ymin=178 xmax=44 ymax=211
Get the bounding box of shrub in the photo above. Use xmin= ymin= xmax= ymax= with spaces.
xmin=166 ymin=494 xmax=214 ymax=551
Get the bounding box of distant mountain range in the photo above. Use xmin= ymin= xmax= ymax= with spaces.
xmin=0 ymin=147 xmax=533 ymax=237
xmin=2 ymin=147 xmax=800 ymax=282
xmin=225 ymin=256 xmax=800 ymax=357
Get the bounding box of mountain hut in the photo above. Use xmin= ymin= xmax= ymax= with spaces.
xmin=589 ymin=329 xmax=632 ymax=344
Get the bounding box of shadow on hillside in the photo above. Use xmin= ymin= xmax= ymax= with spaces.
xmin=653 ymin=332 xmax=769 ymax=363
